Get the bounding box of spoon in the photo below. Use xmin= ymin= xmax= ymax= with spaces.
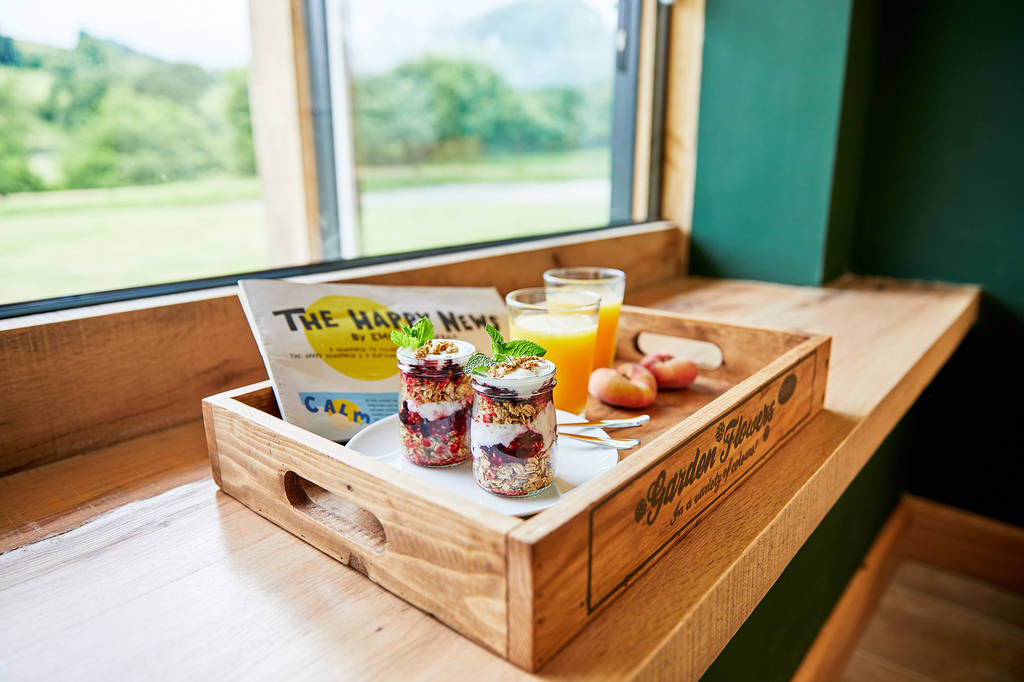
xmin=557 ymin=431 xmax=640 ymax=450
xmin=559 ymin=415 xmax=650 ymax=430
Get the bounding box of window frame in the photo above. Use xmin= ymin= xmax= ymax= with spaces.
xmin=0 ymin=220 xmax=652 ymax=320
xmin=0 ymin=0 xmax=678 ymax=320
xmin=304 ymin=0 xmax=652 ymax=258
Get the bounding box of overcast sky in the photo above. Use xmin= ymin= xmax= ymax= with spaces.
xmin=0 ymin=0 xmax=616 ymax=73
xmin=0 ymin=0 xmax=251 ymax=69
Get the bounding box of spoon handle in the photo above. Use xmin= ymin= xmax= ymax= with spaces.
xmin=559 ymin=415 xmax=650 ymax=429
xmin=558 ymin=431 xmax=640 ymax=450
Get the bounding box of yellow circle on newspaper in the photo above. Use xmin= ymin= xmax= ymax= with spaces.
xmin=325 ymin=399 xmax=370 ymax=427
xmin=303 ymin=295 xmax=400 ymax=381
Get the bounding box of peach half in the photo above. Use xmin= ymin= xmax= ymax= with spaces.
xmin=588 ymin=363 xmax=657 ymax=409
xmin=640 ymin=353 xmax=698 ymax=389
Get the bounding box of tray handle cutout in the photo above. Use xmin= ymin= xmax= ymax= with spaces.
xmin=634 ymin=332 xmax=724 ymax=370
xmin=283 ymin=471 xmax=387 ymax=555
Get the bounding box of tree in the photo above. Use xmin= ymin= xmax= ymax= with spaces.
xmin=132 ymin=62 xmax=213 ymax=108
xmin=0 ymin=82 xmax=43 ymax=193
xmin=223 ymin=69 xmax=256 ymax=174
xmin=0 ymin=32 xmax=21 ymax=67
xmin=355 ymin=69 xmax=436 ymax=164
xmin=353 ymin=55 xmax=583 ymax=164
xmin=41 ymin=32 xmax=111 ymax=128
xmin=62 ymin=86 xmax=220 ymax=188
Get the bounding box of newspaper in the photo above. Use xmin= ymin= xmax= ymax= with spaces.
xmin=238 ymin=279 xmax=506 ymax=442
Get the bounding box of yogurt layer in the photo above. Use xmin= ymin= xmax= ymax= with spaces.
xmin=475 ymin=358 xmax=556 ymax=397
xmin=471 ymin=404 xmax=556 ymax=451
xmin=407 ymin=397 xmax=471 ymax=421
xmin=396 ymin=338 xmax=475 ymax=363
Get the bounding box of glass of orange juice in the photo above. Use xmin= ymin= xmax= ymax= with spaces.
xmin=543 ymin=267 xmax=625 ymax=369
xmin=506 ymin=287 xmax=600 ymax=416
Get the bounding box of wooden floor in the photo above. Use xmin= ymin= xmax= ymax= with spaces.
xmin=841 ymin=559 xmax=1024 ymax=682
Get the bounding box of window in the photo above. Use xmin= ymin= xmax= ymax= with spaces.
xmin=0 ymin=1 xmax=266 ymax=305
xmin=307 ymin=0 xmax=637 ymax=259
xmin=0 ymin=0 xmax=657 ymax=312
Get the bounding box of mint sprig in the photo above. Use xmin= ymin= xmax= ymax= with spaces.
xmin=486 ymin=324 xmax=506 ymax=356
xmin=390 ymin=316 xmax=433 ymax=350
xmin=464 ymin=352 xmax=496 ymax=375
xmin=467 ymin=324 xmax=546 ymax=372
xmin=502 ymin=339 xmax=547 ymax=358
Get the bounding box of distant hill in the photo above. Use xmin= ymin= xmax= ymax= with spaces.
xmin=10 ymin=40 xmax=65 ymax=70
xmin=0 ymin=32 xmax=248 ymax=191
xmin=459 ymin=0 xmax=614 ymax=89
xmin=14 ymin=34 xmax=211 ymax=78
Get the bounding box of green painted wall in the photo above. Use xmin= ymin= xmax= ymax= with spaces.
xmin=849 ymin=0 xmax=1024 ymax=525
xmin=690 ymin=0 xmax=1023 ymax=679
xmin=702 ymin=433 xmax=906 ymax=681
xmin=689 ymin=0 xmax=853 ymax=285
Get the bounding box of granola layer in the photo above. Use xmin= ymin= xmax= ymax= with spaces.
xmin=398 ymin=347 xmax=473 ymax=468
xmin=471 ymin=394 xmax=557 ymax=496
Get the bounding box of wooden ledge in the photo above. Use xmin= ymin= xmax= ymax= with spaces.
xmin=0 ymin=275 xmax=979 ymax=681
xmin=0 ymin=421 xmax=208 ymax=554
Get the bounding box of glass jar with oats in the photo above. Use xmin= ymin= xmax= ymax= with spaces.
xmin=397 ymin=339 xmax=475 ymax=467
xmin=470 ymin=357 xmax=558 ymax=496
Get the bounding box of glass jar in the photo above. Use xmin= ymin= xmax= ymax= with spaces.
xmin=396 ymin=339 xmax=474 ymax=467
xmin=470 ymin=359 xmax=558 ymax=496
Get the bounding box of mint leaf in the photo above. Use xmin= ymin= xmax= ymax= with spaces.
xmin=502 ymin=340 xmax=547 ymax=357
xmin=391 ymin=329 xmax=419 ymax=348
xmin=392 ymin=317 xmax=433 ymax=350
xmin=485 ymin=323 xmax=506 ymax=355
xmin=464 ymin=352 xmax=495 ymax=375
xmin=410 ymin=316 xmax=433 ymax=345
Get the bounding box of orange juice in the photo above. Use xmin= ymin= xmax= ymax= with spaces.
xmin=594 ymin=299 xmax=622 ymax=368
xmin=510 ymin=312 xmax=597 ymax=415
xmin=543 ymin=267 xmax=625 ymax=369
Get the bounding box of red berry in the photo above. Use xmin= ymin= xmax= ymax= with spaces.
xmin=420 ymin=438 xmax=431 ymax=448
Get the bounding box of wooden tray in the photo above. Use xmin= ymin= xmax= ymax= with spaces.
xmin=202 ymin=305 xmax=830 ymax=671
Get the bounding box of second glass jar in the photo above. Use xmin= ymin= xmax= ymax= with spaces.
xmin=470 ymin=359 xmax=558 ymax=496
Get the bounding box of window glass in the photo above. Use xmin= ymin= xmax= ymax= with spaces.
xmin=334 ymin=0 xmax=619 ymax=257
xmin=0 ymin=1 xmax=264 ymax=304
xmin=0 ymin=0 xmax=630 ymax=308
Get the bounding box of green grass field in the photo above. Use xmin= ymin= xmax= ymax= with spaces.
xmin=361 ymin=201 xmax=607 ymax=256
xmin=0 ymin=178 xmax=269 ymax=303
xmin=358 ymin=148 xmax=609 ymax=191
xmin=0 ymin=151 xmax=611 ymax=305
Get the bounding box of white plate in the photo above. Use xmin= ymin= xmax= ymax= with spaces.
xmin=345 ymin=410 xmax=618 ymax=516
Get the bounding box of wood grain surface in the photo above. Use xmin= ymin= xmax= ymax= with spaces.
xmin=792 ymin=502 xmax=910 ymax=682
xmin=0 ymin=222 xmax=680 ymax=476
xmin=0 ymin=422 xmax=209 ymax=553
xmin=660 ymin=0 xmax=705 ymax=234
xmin=901 ymin=496 xmax=1024 ymax=595
xmin=508 ymin=329 xmax=829 ymax=669
xmin=0 ymin=276 xmax=980 ymax=681
xmin=202 ymin=307 xmax=827 ymax=668
xmin=205 ymin=390 xmax=520 ymax=654
xmin=248 ymin=0 xmax=319 ymax=267
xmin=844 ymin=561 xmax=1024 ymax=682
xmin=795 ymin=495 xmax=1024 ymax=681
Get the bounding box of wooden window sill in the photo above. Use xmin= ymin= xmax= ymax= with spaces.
xmin=0 ymin=274 xmax=978 ymax=680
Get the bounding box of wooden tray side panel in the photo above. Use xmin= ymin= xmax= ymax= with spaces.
xmin=205 ymin=396 xmax=514 ymax=655
xmin=508 ymin=335 xmax=831 ymax=670
xmin=615 ymin=305 xmax=809 ymax=382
